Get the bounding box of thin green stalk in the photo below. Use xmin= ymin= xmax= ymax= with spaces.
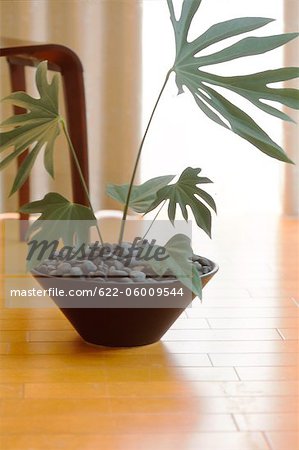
xmin=142 ymin=200 xmax=167 ymax=241
xmin=118 ymin=70 xmax=172 ymax=244
xmin=61 ymin=119 xmax=104 ymax=245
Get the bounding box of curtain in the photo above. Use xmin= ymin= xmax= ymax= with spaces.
xmin=0 ymin=0 xmax=141 ymax=213
xmin=283 ymin=0 xmax=299 ymax=216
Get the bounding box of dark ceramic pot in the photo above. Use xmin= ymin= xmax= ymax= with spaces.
xmin=32 ymin=256 xmax=218 ymax=347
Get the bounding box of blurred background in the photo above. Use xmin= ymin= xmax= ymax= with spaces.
xmin=0 ymin=0 xmax=298 ymax=221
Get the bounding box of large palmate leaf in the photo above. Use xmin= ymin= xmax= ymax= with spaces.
xmin=167 ymin=0 xmax=299 ymax=162
xmin=20 ymin=193 xmax=96 ymax=269
xmin=106 ymin=175 xmax=174 ymax=213
xmin=141 ymin=233 xmax=202 ymax=298
xmin=146 ymin=167 xmax=216 ymax=237
xmin=0 ymin=61 xmax=61 ymax=194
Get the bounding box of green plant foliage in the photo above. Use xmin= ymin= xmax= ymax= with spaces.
xmin=142 ymin=233 xmax=202 ymax=298
xmin=167 ymin=0 xmax=299 ymax=162
xmin=20 ymin=192 xmax=96 ymax=244
xmin=0 ymin=61 xmax=61 ymax=194
xmin=106 ymin=175 xmax=174 ymax=213
xmin=145 ymin=167 xmax=216 ymax=237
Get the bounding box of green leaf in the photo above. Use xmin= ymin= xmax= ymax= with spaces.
xmin=106 ymin=175 xmax=175 ymax=213
xmin=197 ymin=68 xmax=299 ymax=122
xmin=185 ymin=17 xmax=275 ymax=58
xmin=20 ymin=193 xmax=96 ymax=270
xmin=0 ymin=61 xmax=61 ymax=193
xmin=197 ymin=84 xmax=294 ymax=163
xmin=195 ymin=33 xmax=299 ymax=67
xmin=20 ymin=192 xmax=96 ymax=221
xmin=146 ymin=167 xmax=216 ymax=237
xmin=167 ymin=0 xmax=299 ymax=162
xmin=142 ymin=233 xmax=202 ymax=298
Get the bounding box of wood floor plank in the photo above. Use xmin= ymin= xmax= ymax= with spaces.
xmin=0 ymin=318 xmax=73 ymax=331
xmin=234 ymin=413 xmax=298 ymax=431
xmin=0 ymin=330 xmax=28 ymax=342
xmin=0 ymin=432 xmax=270 ymax=450
xmin=208 ymin=318 xmax=299 ymax=329
xmin=0 ymin=383 xmax=23 ymax=399
xmin=107 ymin=380 xmax=298 ymax=397
xmin=186 ymin=307 xmax=298 ymax=318
xmin=236 ymin=366 xmax=298 ymax=381
xmin=163 ymin=329 xmax=282 ymax=341
xmin=278 ymin=328 xmax=299 ymax=340
xmin=265 ymin=431 xmax=299 ymax=450
xmin=162 ymin=340 xmax=298 ymax=354
xmin=209 ymin=353 xmax=297 ymax=367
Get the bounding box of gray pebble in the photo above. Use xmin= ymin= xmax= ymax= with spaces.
xmin=69 ymin=259 xmax=80 ymax=266
xmin=94 ymin=270 xmax=106 ymax=277
xmin=109 ymin=267 xmax=129 ymax=277
xmin=200 ymin=257 xmax=211 ymax=266
xmin=49 ymin=270 xmax=58 ymax=276
xmin=119 ymin=242 xmax=131 ymax=248
xmin=57 ymin=262 xmax=72 ymax=274
xmin=202 ymin=266 xmax=210 ymax=274
xmin=92 ymin=257 xmax=102 ymax=266
xmin=130 ymin=271 xmax=146 ymax=280
xmin=113 ymin=260 xmax=124 ymax=270
xmin=37 ymin=265 xmax=48 ymax=274
xmin=105 ymin=259 xmax=116 ymax=267
xmin=194 ymin=261 xmax=203 ymax=270
xmin=82 ymin=260 xmax=97 ymax=273
xmin=70 ymin=267 xmax=83 ymax=276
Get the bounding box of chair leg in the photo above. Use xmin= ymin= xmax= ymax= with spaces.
xmin=7 ymin=61 xmax=30 ymax=241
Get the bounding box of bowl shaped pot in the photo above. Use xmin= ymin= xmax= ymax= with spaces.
xmin=32 ymin=256 xmax=218 ymax=347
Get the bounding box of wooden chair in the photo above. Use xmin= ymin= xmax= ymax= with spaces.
xmin=0 ymin=38 xmax=89 ymax=238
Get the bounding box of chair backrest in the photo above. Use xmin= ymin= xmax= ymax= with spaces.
xmin=0 ymin=38 xmax=90 ymax=218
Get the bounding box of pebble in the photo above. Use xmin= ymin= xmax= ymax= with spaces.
xmin=37 ymin=265 xmax=48 ymax=274
xmin=94 ymin=270 xmax=106 ymax=277
xmin=109 ymin=267 xmax=129 ymax=277
xmin=193 ymin=261 xmax=203 ymax=271
xmin=82 ymin=260 xmax=97 ymax=273
xmin=70 ymin=267 xmax=83 ymax=276
xmin=57 ymin=262 xmax=72 ymax=274
xmin=113 ymin=260 xmax=124 ymax=270
xmin=130 ymin=271 xmax=146 ymax=280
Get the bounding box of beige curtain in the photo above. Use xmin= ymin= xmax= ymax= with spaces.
xmin=283 ymin=0 xmax=299 ymax=216
xmin=0 ymin=0 xmax=141 ymax=213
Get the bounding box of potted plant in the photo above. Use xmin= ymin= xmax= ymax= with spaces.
xmin=1 ymin=0 xmax=298 ymax=347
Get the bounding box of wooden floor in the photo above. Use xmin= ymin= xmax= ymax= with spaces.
xmin=0 ymin=215 xmax=298 ymax=450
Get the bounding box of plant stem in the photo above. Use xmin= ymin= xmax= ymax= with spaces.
xmin=118 ymin=70 xmax=172 ymax=244
xmin=61 ymin=119 xmax=104 ymax=245
xmin=142 ymin=200 xmax=167 ymax=241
